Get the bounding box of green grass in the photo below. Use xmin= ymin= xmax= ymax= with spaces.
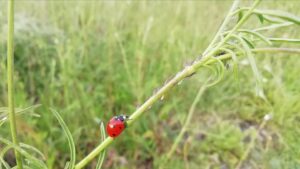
xmin=0 ymin=1 xmax=300 ymax=169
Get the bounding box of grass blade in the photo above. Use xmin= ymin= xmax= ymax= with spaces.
xmin=0 ymin=138 xmax=47 ymax=169
xmin=50 ymin=109 xmax=76 ymax=169
xmin=0 ymin=146 xmax=12 ymax=169
xmin=20 ymin=143 xmax=45 ymax=160
xmin=96 ymin=122 xmax=106 ymax=169
xmin=0 ymin=105 xmax=41 ymax=126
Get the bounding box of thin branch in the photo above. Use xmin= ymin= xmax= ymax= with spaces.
xmin=166 ymin=84 xmax=207 ymax=159
xmin=74 ymin=45 xmax=298 ymax=169
xmin=203 ymin=0 xmax=262 ymax=59
xmin=235 ymin=114 xmax=273 ymax=169
xmin=203 ymin=0 xmax=240 ymax=55
xmin=75 ymin=138 xmax=113 ymax=169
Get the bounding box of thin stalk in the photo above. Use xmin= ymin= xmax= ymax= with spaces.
xmin=75 ymin=138 xmax=113 ymax=169
xmin=203 ymin=0 xmax=262 ymax=60
xmin=74 ymin=46 xmax=298 ymax=169
xmin=252 ymin=47 xmax=300 ymax=54
xmin=7 ymin=0 xmax=23 ymax=168
xmin=254 ymin=22 xmax=294 ymax=31
xmin=268 ymin=38 xmax=300 ymax=44
xmin=203 ymin=0 xmax=240 ymax=55
xmin=235 ymin=117 xmax=269 ymax=169
xmin=166 ymin=84 xmax=207 ymax=159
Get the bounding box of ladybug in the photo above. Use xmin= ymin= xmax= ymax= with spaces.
xmin=106 ymin=115 xmax=129 ymax=138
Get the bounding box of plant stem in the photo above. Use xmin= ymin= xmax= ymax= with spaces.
xmin=268 ymin=38 xmax=300 ymax=44
xmin=74 ymin=46 xmax=298 ymax=169
xmin=203 ymin=0 xmax=262 ymax=60
xmin=78 ymin=1 xmax=300 ymax=168
xmin=253 ymin=47 xmax=300 ymax=54
xmin=7 ymin=0 xmax=23 ymax=168
xmin=75 ymin=138 xmax=113 ymax=169
xmin=235 ymin=120 xmax=267 ymax=169
xmin=166 ymin=84 xmax=207 ymax=159
xmin=127 ymin=0 xmax=261 ymax=127
xmin=203 ymin=0 xmax=240 ymax=55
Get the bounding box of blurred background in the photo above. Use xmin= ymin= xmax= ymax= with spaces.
xmin=0 ymin=1 xmax=300 ymax=169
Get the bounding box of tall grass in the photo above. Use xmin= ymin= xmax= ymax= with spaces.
xmin=0 ymin=0 xmax=300 ymax=168
xmin=74 ymin=0 xmax=300 ymax=168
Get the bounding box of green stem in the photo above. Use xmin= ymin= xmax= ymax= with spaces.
xmin=203 ymin=0 xmax=262 ymax=60
xmin=166 ymin=84 xmax=207 ymax=159
xmin=75 ymin=138 xmax=113 ymax=169
xmin=268 ymin=38 xmax=300 ymax=44
xmin=252 ymin=47 xmax=300 ymax=54
xmin=7 ymin=0 xmax=23 ymax=168
xmin=75 ymin=46 xmax=298 ymax=169
xmin=235 ymin=120 xmax=267 ymax=169
xmin=203 ymin=0 xmax=240 ymax=55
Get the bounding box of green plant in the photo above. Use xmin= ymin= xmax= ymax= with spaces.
xmin=1 ymin=0 xmax=300 ymax=169
xmin=6 ymin=0 xmax=23 ymax=168
xmin=74 ymin=0 xmax=300 ymax=168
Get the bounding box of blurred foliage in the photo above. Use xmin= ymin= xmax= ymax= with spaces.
xmin=0 ymin=0 xmax=300 ymax=169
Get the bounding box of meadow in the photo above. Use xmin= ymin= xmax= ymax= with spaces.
xmin=0 ymin=0 xmax=300 ymax=169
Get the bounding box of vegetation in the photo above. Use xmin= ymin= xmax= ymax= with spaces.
xmin=0 ymin=0 xmax=300 ymax=169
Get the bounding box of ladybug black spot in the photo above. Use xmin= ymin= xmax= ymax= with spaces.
xmin=112 ymin=134 xmax=116 ymax=137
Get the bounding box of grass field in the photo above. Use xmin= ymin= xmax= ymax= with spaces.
xmin=1 ymin=1 xmax=300 ymax=169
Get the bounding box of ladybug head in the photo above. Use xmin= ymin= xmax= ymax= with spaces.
xmin=116 ymin=115 xmax=129 ymax=122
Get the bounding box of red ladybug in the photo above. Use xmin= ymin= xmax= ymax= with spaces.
xmin=106 ymin=115 xmax=129 ymax=138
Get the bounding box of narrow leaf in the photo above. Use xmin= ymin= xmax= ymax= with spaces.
xmin=0 ymin=105 xmax=41 ymax=126
xmin=238 ymin=10 xmax=244 ymax=23
xmin=239 ymin=29 xmax=272 ymax=45
xmin=20 ymin=143 xmax=46 ymax=160
xmin=51 ymin=109 xmax=76 ymax=169
xmin=241 ymin=37 xmax=255 ymax=49
xmin=203 ymin=57 xmax=225 ymax=87
xmin=0 ymin=138 xmax=47 ymax=169
xmin=257 ymin=9 xmax=300 ymax=25
xmin=0 ymin=146 xmax=12 ymax=169
xmin=220 ymin=48 xmax=239 ymax=82
xmin=263 ymin=15 xmax=285 ymax=23
xmin=256 ymin=13 xmax=264 ymax=24
xmin=268 ymin=38 xmax=300 ymax=44
xmin=235 ymin=8 xmax=300 ymax=25
xmin=230 ymin=34 xmax=265 ymax=99
xmin=254 ymin=22 xmax=294 ymax=31
xmin=96 ymin=122 xmax=106 ymax=169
